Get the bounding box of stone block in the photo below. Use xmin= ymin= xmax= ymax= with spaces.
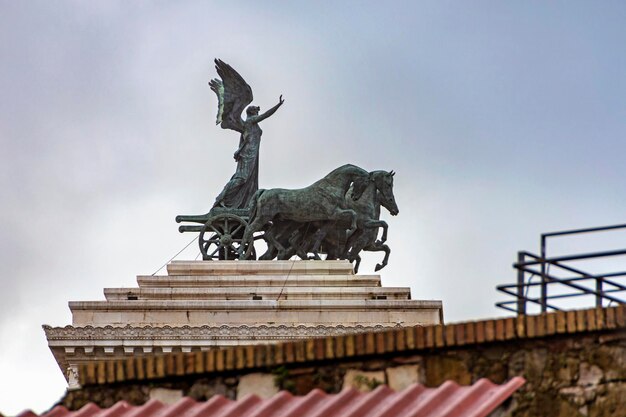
xmin=425 ymin=356 xmax=471 ymax=387
xmin=343 ymin=369 xmax=385 ymax=392
xmin=188 ymin=379 xmax=227 ymax=400
xmin=236 ymin=372 xmax=278 ymax=399
xmin=557 ymin=357 xmax=580 ymax=384
xmin=589 ymin=382 xmax=626 ymax=417
xmin=525 ymin=348 xmax=547 ymax=382
xmin=386 ymin=365 xmax=419 ymax=391
xmin=591 ymin=345 xmax=626 ymax=382
xmin=559 ymin=386 xmax=586 ymax=407
xmin=578 ymin=362 xmax=603 ymax=387
xmin=149 ymin=388 xmax=183 ymax=404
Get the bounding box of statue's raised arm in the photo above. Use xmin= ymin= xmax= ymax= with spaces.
xmin=209 ymin=59 xmax=284 ymax=209
xmin=249 ymin=95 xmax=285 ymax=124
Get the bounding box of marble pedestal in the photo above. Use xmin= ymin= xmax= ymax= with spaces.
xmin=44 ymin=260 xmax=443 ymax=388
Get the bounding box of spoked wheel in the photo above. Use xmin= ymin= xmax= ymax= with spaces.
xmin=199 ymin=214 xmax=256 ymax=260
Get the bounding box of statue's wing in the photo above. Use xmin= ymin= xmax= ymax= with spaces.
xmin=209 ymin=59 xmax=253 ymax=133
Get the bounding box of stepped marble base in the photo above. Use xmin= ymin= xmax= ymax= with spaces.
xmin=44 ymin=260 xmax=443 ymax=388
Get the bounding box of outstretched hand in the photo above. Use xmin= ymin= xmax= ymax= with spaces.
xmin=279 ymin=95 xmax=285 ymax=105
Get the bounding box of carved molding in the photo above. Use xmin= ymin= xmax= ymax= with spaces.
xmin=66 ymin=365 xmax=80 ymax=390
xmin=43 ymin=323 xmax=399 ymax=341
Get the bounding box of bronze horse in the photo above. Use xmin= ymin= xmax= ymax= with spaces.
xmin=257 ymin=170 xmax=399 ymax=272
xmin=240 ymin=164 xmax=370 ymax=259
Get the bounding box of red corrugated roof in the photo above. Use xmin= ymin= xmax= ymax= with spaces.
xmin=21 ymin=377 xmax=524 ymax=417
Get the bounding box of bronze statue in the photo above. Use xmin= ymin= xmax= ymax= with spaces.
xmin=175 ymin=60 xmax=400 ymax=271
xmin=239 ymin=164 xmax=370 ymax=259
xmin=209 ymin=59 xmax=284 ymax=209
xmin=257 ymin=170 xmax=399 ymax=272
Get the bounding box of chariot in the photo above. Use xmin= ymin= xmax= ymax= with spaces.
xmin=176 ymin=208 xmax=259 ymax=260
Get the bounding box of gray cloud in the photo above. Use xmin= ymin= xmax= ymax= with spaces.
xmin=2 ymin=1 xmax=626 ymax=413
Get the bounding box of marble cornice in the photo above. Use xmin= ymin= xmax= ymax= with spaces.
xmin=43 ymin=323 xmax=399 ymax=341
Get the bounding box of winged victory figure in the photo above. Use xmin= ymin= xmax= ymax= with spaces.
xmin=209 ymin=59 xmax=284 ymax=209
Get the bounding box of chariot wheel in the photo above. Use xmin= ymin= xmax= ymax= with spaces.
xmin=199 ymin=214 xmax=256 ymax=260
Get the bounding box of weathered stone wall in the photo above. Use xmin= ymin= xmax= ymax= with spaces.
xmin=61 ymin=306 xmax=626 ymax=417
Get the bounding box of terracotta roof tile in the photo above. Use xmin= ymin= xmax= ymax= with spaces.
xmin=21 ymin=377 xmax=524 ymax=417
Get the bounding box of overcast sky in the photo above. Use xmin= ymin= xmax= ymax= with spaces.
xmin=2 ymin=1 xmax=626 ymax=414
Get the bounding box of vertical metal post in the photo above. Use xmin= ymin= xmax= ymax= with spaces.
xmin=517 ymin=252 xmax=526 ymax=315
xmin=596 ymin=276 xmax=603 ymax=308
xmin=540 ymin=235 xmax=547 ymax=313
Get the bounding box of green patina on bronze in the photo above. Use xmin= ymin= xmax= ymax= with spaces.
xmin=209 ymin=59 xmax=284 ymax=210
xmin=176 ymin=59 xmax=399 ymax=271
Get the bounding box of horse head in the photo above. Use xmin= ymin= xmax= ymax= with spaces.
xmin=350 ymin=174 xmax=371 ymax=201
xmin=372 ymin=170 xmax=399 ymax=216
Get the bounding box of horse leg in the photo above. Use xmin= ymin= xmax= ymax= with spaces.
xmin=363 ymin=219 xmax=388 ymax=243
xmin=342 ymin=228 xmax=360 ymax=259
xmin=309 ymin=226 xmax=330 ymax=260
xmin=346 ymin=232 xmax=369 ymax=264
xmin=240 ymin=216 xmax=271 ymax=259
xmin=321 ymin=229 xmax=341 ymax=260
xmin=379 ymin=222 xmax=388 ymax=244
xmin=259 ymin=225 xmax=280 ymax=260
xmin=266 ymin=226 xmax=288 ymax=260
xmin=324 ymin=246 xmax=337 ymax=260
xmin=239 ymin=223 xmax=256 ymax=259
xmin=364 ymin=242 xmax=390 ymax=272
xmin=353 ymin=254 xmax=361 ymax=274
xmin=287 ymin=228 xmax=310 ymax=260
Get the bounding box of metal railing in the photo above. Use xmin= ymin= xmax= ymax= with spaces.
xmin=496 ymin=224 xmax=626 ymax=315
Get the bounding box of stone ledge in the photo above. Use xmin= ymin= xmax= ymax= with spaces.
xmin=69 ymin=299 xmax=441 ymax=311
xmin=166 ymin=260 xmax=355 ymax=276
xmin=103 ymin=286 xmax=410 ymax=301
xmin=43 ymin=324 xmax=398 ymax=341
xmin=136 ymin=275 xmax=381 ymax=288
xmin=75 ymin=305 xmax=626 ymax=386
